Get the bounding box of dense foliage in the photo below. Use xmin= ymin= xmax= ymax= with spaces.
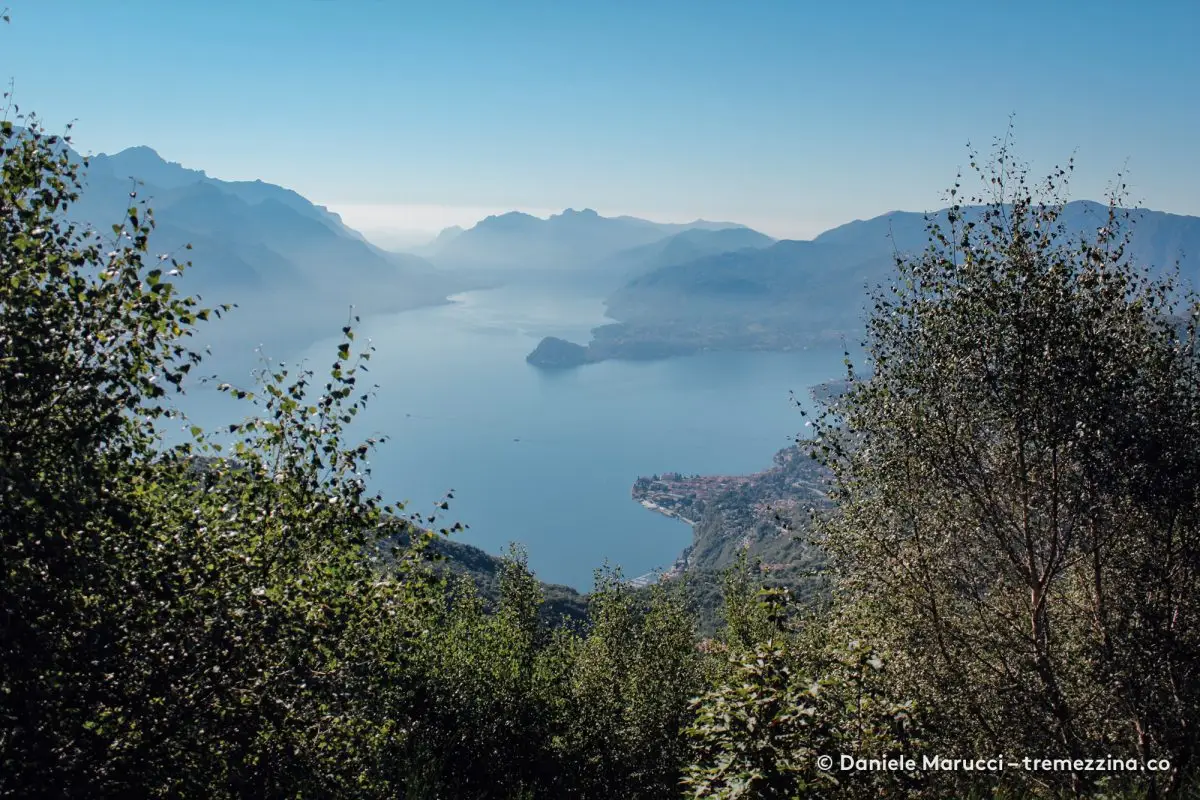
xmin=4 ymin=85 xmax=1199 ymax=799
xmin=813 ymin=141 xmax=1200 ymax=798
xmin=0 ymin=109 xmax=709 ymax=799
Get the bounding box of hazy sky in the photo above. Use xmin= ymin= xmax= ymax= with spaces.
xmin=3 ymin=0 xmax=1198 ymax=239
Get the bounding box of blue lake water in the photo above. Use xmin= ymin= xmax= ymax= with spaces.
xmin=186 ymin=287 xmax=848 ymax=590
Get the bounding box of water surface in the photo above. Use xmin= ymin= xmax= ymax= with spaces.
xmin=189 ymin=287 xmax=847 ymax=590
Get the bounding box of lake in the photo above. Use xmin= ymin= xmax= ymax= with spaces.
xmin=187 ymin=286 xmax=849 ymax=591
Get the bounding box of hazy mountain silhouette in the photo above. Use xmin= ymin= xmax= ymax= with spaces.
xmin=606 ymin=239 xmax=889 ymax=333
xmin=610 ymin=216 xmax=747 ymax=235
xmin=596 ymin=227 xmax=776 ymax=284
xmin=411 ymin=225 xmax=466 ymax=256
xmin=811 ymin=201 xmax=1200 ymax=281
xmin=86 ymin=146 xmax=369 ymax=243
xmin=62 ymin=144 xmax=461 ymax=361
xmin=614 ymin=201 xmax=1200 ymax=323
xmin=531 ymin=201 xmax=1200 ymax=366
xmin=429 ymin=207 xmax=752 ymax=278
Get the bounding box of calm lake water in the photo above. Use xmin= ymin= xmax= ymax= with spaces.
xmin=187 ymin=287 xmax=848 ymax=590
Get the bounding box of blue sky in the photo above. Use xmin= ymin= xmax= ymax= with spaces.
xmin=3 ymin=0 xmax=1198 ymax=239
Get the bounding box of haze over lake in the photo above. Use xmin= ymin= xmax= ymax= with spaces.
xmin=192 ymin=287 xmax=847 ymax=590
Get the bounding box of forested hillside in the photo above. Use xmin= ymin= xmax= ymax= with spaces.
xmin=633 ymin=377 xmax=850 ymax=580
xmin=633 ymin=444 xmax=831 ymax=632
xmin=629 ymin=377 xmax=866 ymax=632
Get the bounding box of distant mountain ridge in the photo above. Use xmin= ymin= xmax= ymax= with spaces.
xmin=526 ymin=200 xmax=1200 ymax=366
xmin=61 ymin=144 xmax=461 ymax=360
xmin=427 ymin=206 xmax=755 ymax=278
xmin=85 ymin=146 xmax=367 ymax=244
xmin=811 ymin=201 xmax=1200 ymax=275
xmin=594 ymin=227 xmax=776 ymax=284
xmin=409 ymin=225 xmax=465 ymax=256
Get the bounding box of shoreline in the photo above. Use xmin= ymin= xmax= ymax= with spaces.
xmin=627 ymin=499 xmax=695 ymax=586
xmin=637 ymin=498 xmax=699 ymax=527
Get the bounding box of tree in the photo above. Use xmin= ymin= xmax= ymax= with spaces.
xmin=0 ymin=101 xmax=439 ymax=797
xmin=814 ymin=135 xmax=1200 ymax=797
xmin=552 ymin=568 xmax=703 ymax=799
xmin=1 ymin=102 xmax=216 ymax=791
xmin=684 ymin=562 xmax=919 ymax=799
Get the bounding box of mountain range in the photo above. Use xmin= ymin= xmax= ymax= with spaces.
xmin=61 ymin=144 xmax=461 ymax=361
xmin=52 ymin=143 xmax=1200 ymax=373
xmin=527 ymin=201 xmax=1200 ymax=366
xmin=423 ymin=207 xmax=758 ymax=286
xmin=57 ymin=141 xmax=796 ymax=369
xmin=53 ymin=141 xmax=786 ymax=364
